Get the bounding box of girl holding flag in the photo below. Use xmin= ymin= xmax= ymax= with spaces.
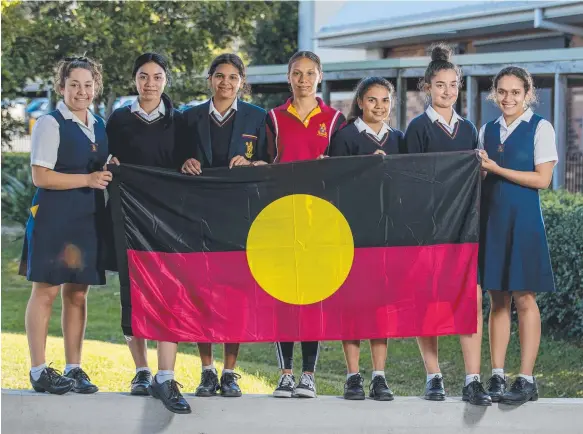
xmin=180 ymin=53 xmax=268 ymax=398
xmin=21 ymin=56 xmax=108 ymax=396
xmin=329 ymin=76 xmax=403 ymax=401
xmin=266 ymin=50 xmax=345 ymax=398
xmin=106 ymin=52 xmax=190 ymax=414
xmin=404 ymin=43 xmax=491 ymax=406
xmin=329 ymin=76 xmax=404 ymax=157
xmin=479 ymin=66 xmax=557 ymax=405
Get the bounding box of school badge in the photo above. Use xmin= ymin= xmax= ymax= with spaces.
xmin=497 ymin=144 xmax=504 ymax=153
xmin=90 ymin=143 xmax=98 ymax=152
xmin=245 ymin=141 xmax=254 ymax=159
xmin=317 ymin=123 xmax=328 ymax=138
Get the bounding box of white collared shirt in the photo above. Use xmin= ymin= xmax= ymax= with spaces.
xmin=131 ymin=98 xmax=165 ymax=122
xmin=425 ymin=105 xmax=462 ymax=135
xmin=209 ymin=98 xmax=238 ymax=122
xmin=478 ymin=108 xmax=558 ymax=165
xmin=31 ymin=101 xmax=97 ymax=169
xmin=354 ymin=117 xmax=391 ymax=141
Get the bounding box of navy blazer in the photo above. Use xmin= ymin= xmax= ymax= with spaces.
xmin=179 ymin=99 xmax=268 ymax=168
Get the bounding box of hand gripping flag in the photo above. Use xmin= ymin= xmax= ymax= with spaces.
xmin=109 ymin=151 xmax=480 ymax=343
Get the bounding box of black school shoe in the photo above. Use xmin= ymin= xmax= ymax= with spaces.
xmin=149 ymin=378 xmax=192 ymax=414
xmin=501 ymin=377 xmax=539 ymax=405
xmin=130 ymin=370 xmax=152 ymax=396
xmin=30 ymin=366 xmax=74 ymax=395
xmin=462 ymin=377 xmax=492 ymax=406
xmin=486 ymin=374 xmax=508 ymax=403
xmin=343 ymin=373 xmax=365 ymax=400
xmin=64 ymin=368 xmax=99 ymax=394
xmin=195 ymin=369 xmax=220 ymax=397
xmin=424 ymin=376 xmax=446 ymax=401
xmin=220 ymin=372 xmax=242 ymax=397
xmin=369 ymin=375 xmax=394 ymax=401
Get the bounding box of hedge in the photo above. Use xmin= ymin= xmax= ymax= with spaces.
xmin=537 ymin=189 xmax=583 ymax=338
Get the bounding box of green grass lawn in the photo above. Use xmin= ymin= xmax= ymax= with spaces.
xmin=2 ymin=233 xmax=582 ymax=397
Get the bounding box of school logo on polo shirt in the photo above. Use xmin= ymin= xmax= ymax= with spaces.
xmin=317 ymin=123 xmax=328 ymax=138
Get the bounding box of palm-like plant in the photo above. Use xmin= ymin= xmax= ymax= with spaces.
xmin=1 ymin=163 xmax=35 ymax=226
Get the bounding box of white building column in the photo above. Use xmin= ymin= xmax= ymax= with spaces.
xmin=396 ymin=71 xmax=407 ymax=132
xmin=298 ymin=1 xmax=315 ymax=52
xmin=321 ymin=80 xmax=331 ymax=106
xmin=553 ymin=73 xmax=567 ymax=189
xmin=466 ymin=76 xmax=479 ymax=127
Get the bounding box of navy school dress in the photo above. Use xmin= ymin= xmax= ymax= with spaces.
xmin=179 ymin=99 xmax=268 ymax=168
xmin=20 ymin=109 xmax=109 ymax=285
xmin=329 ymin=121 xmax=405 ymax=156
xmin=479 ymin=114 xmax=556 ymax=293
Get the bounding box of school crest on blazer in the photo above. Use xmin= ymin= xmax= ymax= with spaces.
xmin=182 ymin=100 xmax=266 ymax=168
xmin=245 ymin=141 xmax=254 ymax=159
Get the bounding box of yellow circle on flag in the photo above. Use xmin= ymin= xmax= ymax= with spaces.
xmin=246 ymin=194 xmax=354 ymax=305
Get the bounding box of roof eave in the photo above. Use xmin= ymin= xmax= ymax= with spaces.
xmin=316 ymin=1 xmax=583 ymax=48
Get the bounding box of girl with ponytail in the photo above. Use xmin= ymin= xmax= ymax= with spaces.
xmin=329 ymin=77 xmax=403 ymax=401
xmin=105 ymin=52 xmax=190 ymax=415
xmin=106 ymin=52 xmax=182 ymax=168
xmin=479 ymin=66 xmax=557 ymax=405
xmin=180 ymin=53 xmax=268 ymax=399
xmin=329 ymin=76 xmax=404 ymax=158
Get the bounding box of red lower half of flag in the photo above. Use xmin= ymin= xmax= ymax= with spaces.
xmin=126 ymin=243 xmax=478 ymax=343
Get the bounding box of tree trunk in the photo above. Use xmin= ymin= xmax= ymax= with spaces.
xmin=105 ymin=91 xmax=116 ymax=119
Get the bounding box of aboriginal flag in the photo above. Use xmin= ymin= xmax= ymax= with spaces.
xmin=109 ymin=151 xmax=480 ymax=343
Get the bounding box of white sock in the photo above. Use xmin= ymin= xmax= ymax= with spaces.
xmin=136 ymin=367 xmax=151 ymax=374
xmin=155 ymin=370 xmax=174 ymax=384
xmin=465 ymin=374 xmax=480 ymax=386
xmin=64 ymin=364 xmax=80 ymax=375
xmin=30 ymin=364 xmax=47 ymax=381
xmin=346 ymin=372 xmax=359 ymax=380
xmin=492 ymin=368 xmax=505 ymax=377
xmin=519 ymin=373 xmax=534 ymax=383
xmin=426 ymin=373 xmax=442 ymax=383
xmin=202 ymin=364 xmax=216 ymax=373
xmin=222 ymin=369 xmax=234 ymax=375
xmin=372 ymin=371 xmax=385 ymax=380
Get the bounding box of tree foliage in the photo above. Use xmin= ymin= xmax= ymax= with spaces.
xmin=1 ymin=0 xmax=271 ymax=120
xmin=246 ymin=1 xmax=298 ymax=66
xmin=244 ymin=1 xmax=298 ymax=109
xmin=1 ymin=1 xmax=29 ymax=145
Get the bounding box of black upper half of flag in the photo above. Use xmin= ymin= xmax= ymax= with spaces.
xmin=109 ymin=151 xmax=480 ymax=253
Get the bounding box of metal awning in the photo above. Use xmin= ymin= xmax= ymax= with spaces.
xmin=246 ymin=47 xmax=583 ymax=85
xmin=315 ymin=1 xmax=583 ymax=49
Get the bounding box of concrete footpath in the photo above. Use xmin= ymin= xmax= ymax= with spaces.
xmin=2 ymin=389 xmax=583 ymax=434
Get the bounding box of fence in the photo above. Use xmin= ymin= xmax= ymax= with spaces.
xmin=2 ymin=136 xmax=31 ymax=153
xmin=566 ymin=149 xmax=583 ymax=193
